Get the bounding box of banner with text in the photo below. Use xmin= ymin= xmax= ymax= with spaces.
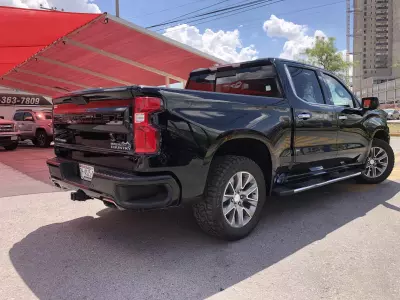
xmin=0 ymin=94 xmax=52 ymax=106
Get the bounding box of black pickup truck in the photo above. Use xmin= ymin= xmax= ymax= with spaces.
xmin=48 ymin=58 xmax=394 ymax=240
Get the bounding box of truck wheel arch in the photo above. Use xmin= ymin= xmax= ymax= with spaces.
xmin=205 ymin=132 xmax=276 ymax=194
xmin=363 ymin=114 xmax=389 ymax=143
xmin=373 ymin=129 xmax=390 ymax=144
xmin=35 ymin=127 xmax=46 ymax=134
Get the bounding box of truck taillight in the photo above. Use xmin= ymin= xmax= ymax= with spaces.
xmin=134 ymin=96 xmax=162 ymax=154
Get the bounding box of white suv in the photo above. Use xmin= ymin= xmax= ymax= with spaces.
xmin=13 ymin=109 xmax=53 ymax=147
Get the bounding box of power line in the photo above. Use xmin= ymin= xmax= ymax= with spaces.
xmin=131 ymin=0 xmax=214 ymax=19
xmin=148 ymin=0 xmax=270 ymax=29
xmin=148 ymin=0 xmax=285 ymax=28
xmin=236 ymin=10 xmax=331 ymax=33
xmin=157 ymin=0 xmax=344 ymax=34
xmin=155 ymin=0 xmax=284 ymax=33
xmin=215 ymin=0 xmax=346 ymax=31
xmin=147 ymin=0 xmax=233 ymax=28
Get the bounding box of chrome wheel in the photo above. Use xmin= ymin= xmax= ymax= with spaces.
xmin=37 ymin=133 xmax=46 ymax=146
xmin=222 ymin=171 xmax=258 ymax=228
xmin=364 ymin=146 xmax=388 ymax=178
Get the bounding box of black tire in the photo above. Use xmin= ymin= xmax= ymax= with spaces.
xmin=193 ymin=155 xmax=267 ymax=240
xmin=4 ymin=142 xmax=18 ymax=151
xmin=35 ymin=130 xmax=51 ymax=148
xmin=357 ymin=138 xmax=394 ymax=184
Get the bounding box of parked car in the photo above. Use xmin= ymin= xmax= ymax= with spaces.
xmin=384 ymin=109 xmax=400 ymax=120
xmin=0 ymin=118 xmax=19 ymax=150
xmin=13 ymin=109 xmax=53 ymax=147
xmin=47 ymin=58 xmax=394 ymax=240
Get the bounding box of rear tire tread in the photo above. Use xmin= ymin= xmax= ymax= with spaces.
xmin=193 ymin=155 xmax=266 ymax=240
xmin=35 ymin=130 xmax=51 ymax=148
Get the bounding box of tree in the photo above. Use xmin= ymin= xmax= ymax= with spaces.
xmin=302 ymin=37 xmax=352 ymax=80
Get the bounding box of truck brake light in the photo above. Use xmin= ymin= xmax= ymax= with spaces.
xmin=134 ymin=97 xmax=162 ymax=154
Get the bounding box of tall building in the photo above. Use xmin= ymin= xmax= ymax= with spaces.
xmin=353 ymin=0 xmax=400 ymax=92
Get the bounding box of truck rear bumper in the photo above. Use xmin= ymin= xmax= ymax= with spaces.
xmin=0 ymin=135 xmax=19 ymax=146
xmin=47 ymin=157 xmax=181 ymax=210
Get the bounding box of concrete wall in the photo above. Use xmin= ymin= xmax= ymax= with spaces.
xmin=355 ymin=77 xmax=400 ymax=106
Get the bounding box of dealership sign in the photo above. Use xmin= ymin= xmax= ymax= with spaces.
xmin=0 ymin=94 xmax=52 ymax=106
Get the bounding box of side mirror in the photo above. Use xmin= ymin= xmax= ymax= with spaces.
xmin=24 ymin=116 xmax=34 ymax=122
xmin=362 ymin=97 xmax=379 ymax=110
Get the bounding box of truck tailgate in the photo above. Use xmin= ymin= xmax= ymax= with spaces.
xmin=52 ymin=88 xmax=138 ymax=170
xmin=54 ymin=99 xmax=133 ymax=149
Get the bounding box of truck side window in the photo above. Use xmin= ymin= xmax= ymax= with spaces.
xmin=215 ymin=66 xmax=282 ymax=97
xmin=13 ymin=112 xmax=24 ymax=121
xmin=322 ymin=73 xmax=354 ymax=108
xmin=186 ymin=73 xmax=215 ymax=92
xmin=289 ymin=67 xmax=324 ymax=104
xmin=23 ymin=112 xmax=34 ymax=121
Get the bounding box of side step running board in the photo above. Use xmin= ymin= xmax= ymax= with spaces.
xmin=273 ymin=171 xmax=362 ymax=196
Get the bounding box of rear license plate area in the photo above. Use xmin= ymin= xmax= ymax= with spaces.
xmin=79 ymin=164 xmax=94 ymax=181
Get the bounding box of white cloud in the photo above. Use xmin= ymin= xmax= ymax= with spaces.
xmin=263 ymin=15 xmax=326 ymax=60
xmin=163 ymin=24 xmax=258 ymax=63
xmin=0 ymin=0 xmax=101 ymax=13
xmin=263 ymin=15 xmax=307 ymax=40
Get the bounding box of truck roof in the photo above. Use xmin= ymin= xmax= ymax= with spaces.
xmin=189 ymin=57 xmax=326 ymax=76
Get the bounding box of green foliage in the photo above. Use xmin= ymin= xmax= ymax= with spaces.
xmin=302 ymin=37 xmax=352 ymax=79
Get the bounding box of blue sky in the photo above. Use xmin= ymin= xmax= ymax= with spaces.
xmin=2 ymin=0 xmax=347 ymax=62
xmin=94 ymin=0 xmax=347 ymax=59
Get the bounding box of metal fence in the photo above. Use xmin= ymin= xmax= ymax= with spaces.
xmin=354 ymin=78 xmax=400 ymax=108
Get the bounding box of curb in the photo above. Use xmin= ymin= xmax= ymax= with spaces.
xmin=391 ymin=134 xmax=400 ymax=137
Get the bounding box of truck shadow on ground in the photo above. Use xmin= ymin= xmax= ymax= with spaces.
xmin=9 ymin=180 xmax=400 ymax=300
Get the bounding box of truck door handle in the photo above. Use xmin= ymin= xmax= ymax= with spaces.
xmin=297 ymin=113 xmax=311 ymax=120
xmin=339 ymin=115 xmax=348 ymax=120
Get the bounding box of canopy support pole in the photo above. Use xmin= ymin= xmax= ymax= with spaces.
xmin=5 ymin=77 xmax=64 ymax=93
xmin=17 ymin=69 xmax=91 ymax=89
xmin=36 ymin=56 xmax=135 ymax=86
xmin=64 ymin=38 xmax=186 ymax=83
xmin=115 ymin=0 xmax=120 ymax=17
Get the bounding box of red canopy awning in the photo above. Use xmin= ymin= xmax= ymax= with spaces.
xmin=0 ymin=6 xmax=224 ymax=98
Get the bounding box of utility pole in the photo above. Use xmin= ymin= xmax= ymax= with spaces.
xmin=115 ymin=0 xmax=120 ymax=17
xmin=346 ymin=0 xmax=350 ymax=86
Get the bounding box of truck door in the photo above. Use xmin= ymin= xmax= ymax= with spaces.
xmin=13 ymin=111 xmax=25 ymax=135
xmin=20 ymin=112 xmax=35 ymax=137
xmin=320 ymin=72 xmax=369 ymax=165
xmin=286 ymin=65 xmax=339 ymax=173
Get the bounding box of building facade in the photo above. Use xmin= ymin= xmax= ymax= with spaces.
xmin=353 ymin=0 xmax=400 ymax=92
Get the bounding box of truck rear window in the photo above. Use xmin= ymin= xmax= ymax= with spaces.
xmin=216 ymin=66 xmax=281 ymax=97
xmin=186 ymin=73 xmax=215 ymax=92
xmin=186 ymin=65 xmax=282 ymax=98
